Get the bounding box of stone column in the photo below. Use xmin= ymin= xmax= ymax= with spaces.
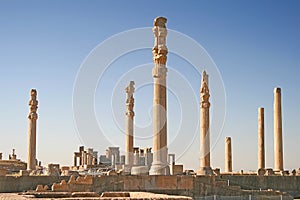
xmin=87 ymin=148 xmax=93 ymax=165
xmin=258 ymin=107 xmax=265 ymax=169
xmin=149 ymin=16 xmax=170 ymax=175
xmin=27 ymin=89 xmax=38 ymax=170
xmin=274 ymin=87 xmax=283 ymax=171
xmin=225 ymin=137 xmax=232 ymax=172
xmin=74 ymin=153 xmax=77 ymax=166
xmin=133 ymin=148 xmax=139 ymax=166
xmin=82 ymin=151 xmax=87 ymax=166
xmin=197 ymin=70 xmax=213 ymax=175
xmin=125 ymin=81 xmax=135 ymax=169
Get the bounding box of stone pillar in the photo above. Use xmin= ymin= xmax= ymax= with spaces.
xmin=197 ymin=71 xmax=213 ymax=175
xmin=149 ymin=16 xmax=170 ymax=175
xmin=225 ymin=137 xmax=232 ymax=172
xmin=258 ymin=107 xmax=265 ymax=169
xmin=82 ymin=151 xmax=87 ymax=166
xmin=79 ymin=146 xmax=84 ymax=166
xmin=92 ymin=151 xmax=98 ymax=165
xmin=125 ymin=81 xmax=135 ymax=169
xmin=168 ymin=154 xmax=175 ymax=165
xmin=87 ymin=148 xmax=93 ymax=165
xmin=274 ymin=87 xmax=284 ymax=171
xmin=133 ymin=148 xmax=139 ymax=166
xmin=27 ymin=89 xmax=38 ymax=170
xmin=73 ymin=153 xmax=77 ymax=166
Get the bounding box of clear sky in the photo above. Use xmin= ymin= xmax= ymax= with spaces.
xmin=0 ymin=1 xmax=299 ymax=172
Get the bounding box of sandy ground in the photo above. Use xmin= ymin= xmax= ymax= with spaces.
xmin=0 ymin=192 xmax=192 ymax=199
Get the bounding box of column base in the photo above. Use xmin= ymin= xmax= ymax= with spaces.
xmin=197 ymin=166 xmax=213 ymax=175
xmin=123 ymin=165 xmax=132 ymax=175
xmin=149 ymin=161 xmax=170 ymax=175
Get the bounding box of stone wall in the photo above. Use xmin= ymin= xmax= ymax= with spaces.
xmin=218 ymin=175 xmax=300 ymax=197
xmin=0 ymin=175 xmax=298 ymax=199
xmin=0 ymin=176 xmax=69 ymax=192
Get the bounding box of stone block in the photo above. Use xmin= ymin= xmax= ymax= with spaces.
xmin=19 ymin=170 xmax=30 ymax=176
xmin=131 ymin=166 xmax=149 ymax=175
xmin=68 ymin=175 xmax=76 ymax=184
xmin=51 ymin=180 xmax=68 ymax=192
xmin=36 ymin=185 xmax=45 ymax=192
xmin=0 ymin=168 xmax=6 ymax=176
xmin=61 ymin=166 xmax=69 ymax=171
xmin=71 ymin=192 xmax=100 ymax=197
xmin=76 ymin=175 xmax=93 ymax=185
xmin=265 ymin=168 xmax=274 ymax=175
xmin=213 ymin=168 xmax=220 ymax=176
xmin=257 ymin=168 xmax=266 ymax=176
xmin=171 ymin=165 xmax=183 ymax=175
xmin=100 ymin=192 xmax=130 ymax=197
xmin=177 ymin=176 xmax=193 ymax=190
xmin=155 ymin=175 xmax=177 ymax=189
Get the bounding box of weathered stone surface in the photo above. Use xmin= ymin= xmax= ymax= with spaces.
xmin=257 ymin=168 xmax=266 ymax=176
xmin=100 ymin=191 xmax=130 ymax=197
xmin=71 ymin=192 xmax=100 ymax=197
xmin=35 ymin=184 xmax=45 ymax=192
xmin=0 ymin=168 xmax=6 ymax=176
xmin=19 ymin=170 xmax=30 ymax=176
xmin=170 ymin=165 xmax=183 ymax=175
xmin=75 ymin=175 xmax=93 ymax=185
xmin=52 ymin=180 xmax=68 ymax=192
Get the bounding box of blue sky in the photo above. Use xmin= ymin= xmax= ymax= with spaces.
xmin=0 ymin=1 xmax=299 ymax=171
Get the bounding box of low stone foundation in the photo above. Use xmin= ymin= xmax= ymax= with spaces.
xmin=0 ymin=175 xmax=299 ymax=199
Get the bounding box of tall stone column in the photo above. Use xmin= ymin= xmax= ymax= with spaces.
xmin=274 ymin=87 xmax=283 ymax=171
xmin=27 ymin=89 xmax=38 ymax=170
xmin=125 ymin=81 xmax=135 ymax=170
xmin=149 ymin=16 xmax=169 ymax=175
xmin=197 ymin=70 xmax=213 ymax=175
xmin=225 ymin=137 xmax=232 ymax=173
xmin=258 ymin=107 xmax=265 ymax=169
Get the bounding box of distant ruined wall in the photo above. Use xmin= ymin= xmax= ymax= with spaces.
xmin=0 ymin=176 xmax=69 ymax=192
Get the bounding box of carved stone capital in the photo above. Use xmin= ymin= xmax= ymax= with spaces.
xmin=28 ymin=112 xmax=38 ymax=120
xmin=126 ymin=111 xmax=135 ymax=117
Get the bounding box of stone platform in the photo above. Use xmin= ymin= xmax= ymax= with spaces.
xmin=0 ymin=175 xmax=299 ymax=199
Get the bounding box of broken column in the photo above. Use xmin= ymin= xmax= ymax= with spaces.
xmin=274 ymin=87 xmax=284 ymax=171
xmin=225 ymin=137 xmax=232 ymax=173
xmin=87 ymin=148 xmax=93 ymax=165
xmin=125 ymin=81 xmax=135 ymax=169
xmin=27 ymin=89 xmax=38 ymax=170
xmin=149 ymin=16 xmax=169 ymax=175
xmin=258 ymin=107 xmax=265 ymax=169
xmin=133 ymin=147 xmax=139 ymax=166
xmin=197 ymin=70 xmax=213 ymax=175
